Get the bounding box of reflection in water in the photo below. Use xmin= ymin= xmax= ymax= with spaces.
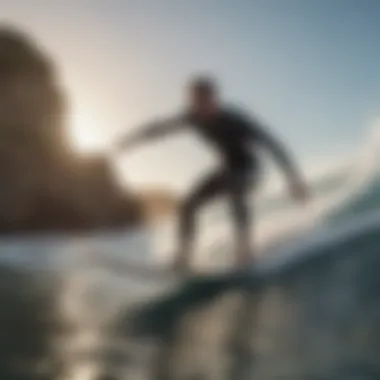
xmin=1 ymin=220 xmax=380 ymax=380
xmin=56 ymin=249 xmax=163 ymax=380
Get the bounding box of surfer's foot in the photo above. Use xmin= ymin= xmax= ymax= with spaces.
xmin=171 ymin=255 xmax=193 ymax=276
xmin=235 ymin=259 xmax=254 ymax=273
xmin=235 ymin=246 xmax=254 ymax=269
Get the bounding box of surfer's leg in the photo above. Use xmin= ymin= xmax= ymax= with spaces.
xmin=227 ymin=168 xmax=253 ymax=267
xmin=175 ymin=170 xmax=226 ymax=272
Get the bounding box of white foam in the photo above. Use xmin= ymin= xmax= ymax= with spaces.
xmin=258 ymin=206 xmax=380 ymax=276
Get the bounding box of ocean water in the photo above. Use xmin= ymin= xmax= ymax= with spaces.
xmin=1 ymin=125 xmax=380 ymax=379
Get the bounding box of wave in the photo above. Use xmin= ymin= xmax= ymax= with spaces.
xmin=1 ymin=180 xmax=380 ymax=379
xmin=150 ymin=121 xmax=380 ymax=268
xmin=1 ymin=123 xmax=380 ymax=379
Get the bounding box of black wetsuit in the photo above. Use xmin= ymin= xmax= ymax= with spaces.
xmin=134 ymin=106 xmax=298 ymax=255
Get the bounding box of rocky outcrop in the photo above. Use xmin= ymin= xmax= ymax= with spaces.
xmin=0 ymin=26 xmax=142 ymax=233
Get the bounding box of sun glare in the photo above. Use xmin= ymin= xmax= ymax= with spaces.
xmin=69 ymin=111 xmax=105 ymax=153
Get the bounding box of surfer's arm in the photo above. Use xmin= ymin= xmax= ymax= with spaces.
xmin=257 ymin=127 xmax=299 ymax=180
xmin=248 ymin=118 xmax=309 ymax=201
xmin=117 ymin=114 xmax=186 ymax=151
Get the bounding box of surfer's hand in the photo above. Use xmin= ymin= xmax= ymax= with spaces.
xmin=290 ymin=180 xmax=309 ymax=203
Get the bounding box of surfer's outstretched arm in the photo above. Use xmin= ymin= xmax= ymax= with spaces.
xmin=250 ymin=119 xmax=308 ymax=201
xmin=117 ymin=114 xmax=186 ymax=151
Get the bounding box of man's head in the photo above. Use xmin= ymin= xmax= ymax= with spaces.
xmin=187 ymin=75 xmax=220 ymax=117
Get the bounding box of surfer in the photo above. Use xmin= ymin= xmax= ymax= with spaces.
xmin=117 ymin=76 xmax=309 ymax=272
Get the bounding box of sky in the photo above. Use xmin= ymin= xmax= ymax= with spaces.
xmin=1 ymin=0 xmax=380 ymax=193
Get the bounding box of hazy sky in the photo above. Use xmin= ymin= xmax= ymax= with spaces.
xmin=2 ymin=0 xmax=380 ymax=192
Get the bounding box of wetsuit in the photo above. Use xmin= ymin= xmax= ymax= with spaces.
xmin=126 ymin=106 xmax=299 ymax=262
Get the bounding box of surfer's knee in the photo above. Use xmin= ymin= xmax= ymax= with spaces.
xmin=180 ymin=195 xmax=200 ymax=221
xmin=231 ymin=199 xmax=250 ymax=228
xmin=178 ymin=198 xmax=198 ymax=236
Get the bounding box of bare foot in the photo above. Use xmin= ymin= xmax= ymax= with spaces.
xmin=235 ymin=247 xmax=254 ymax=269
xmin=171 ymin=257 xmax=192 ymax=276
